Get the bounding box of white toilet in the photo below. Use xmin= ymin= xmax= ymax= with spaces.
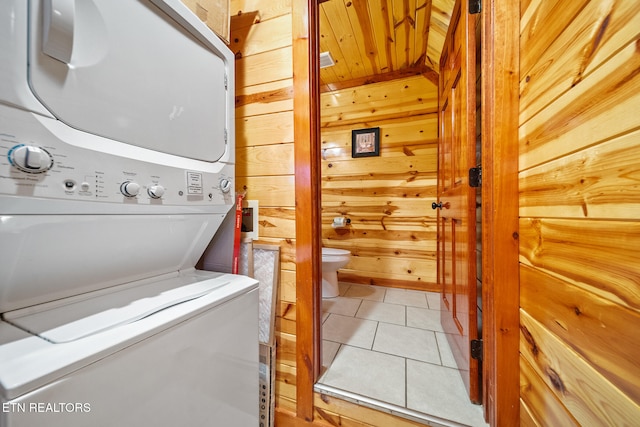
xmin=321 ymin=248 xmax=351 ymax=298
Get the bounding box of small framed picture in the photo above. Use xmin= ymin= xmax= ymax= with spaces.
xmin=351 ymin=127 xmax=380 ymax=158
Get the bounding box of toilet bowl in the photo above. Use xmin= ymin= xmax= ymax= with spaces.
xmin=321 ymin=248 xmax=351 ymax=298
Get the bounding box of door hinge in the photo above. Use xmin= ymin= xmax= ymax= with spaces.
xmin=471 ymin=339 xmax=483 ymax=361
xmin=224 ymin=73 xmax=228 ymax=90
xmin=469 ymin=0 xmax=481 ymax=14
xmin=469 ymin=167 xmax=482 ymax=187
xmin=224 ymin=128 xmax=228 ymax=144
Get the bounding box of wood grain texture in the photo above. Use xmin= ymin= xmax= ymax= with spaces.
xmin=230 ymin=13 xmax=292 ymax=57
xmin=519 ymin=0 xmax=589 ymax=79
xmin=236 ymin=143 xmax=294 ymax=176
xmin=437 ymin=0 xmax=480 ymax=401
xmin=519 ymin=129 xmax=640 ymax=220
xmin=520 ymin=311 xmax=640 ymax=426
xmin=519 ymin=21 xmax=640 ymax=170
xmin=278 ymin=269 xmax=296 ymax=302
xmin=322 ymin=120 xmax=438 ymax=159
xmin=313 ymin=393 xmax=429 ymax=427
xmin=275 ymin=360 xmax=297 ymax=403
xmin=520 ymin=0 xmax=640 ymax=122
xmin=180 ymin=0 xmax=230 ymax=42
xmin=519 ymin=218 xmax=640 ymax=311
xmin=235 ymin=79 xmax=294 ymax=117
xmin=252 ymin=207 xmax=296 ymax=239
xmin=521 ymin=264 xmax=640 ymax=400
xmin=230 ymin=0 xmax=291 ymax=20
xmin=235 ymin=175 xmax=295 ymax=207
xmin=292 ymin=0 xmax=322 ymax=420
xmin=320 ymin=75 xmax=438 ymax=127
xmin=317 ymin=0 xmax=454 ymax=87
xmin=321 ymin=75 xmax=438 ymax=290
xmin=481 ymin=0 xmax=521 ymax=424
xmin=520 ymin=356 xmax=580 ymax=427
xmin=519 ymin=400 xmax=539 ymax=427
xmin=236 ymin=111 xmax=294 ymax=147
xmin=231 ymin=1 xmax=478 ymax=425
xmin=234 ymin=46 xmax=293 ymax=88
xmin=519 ymin=1 xmax=640 ymax=424
xmin=230 ymin=0 xmax=302 ymax=421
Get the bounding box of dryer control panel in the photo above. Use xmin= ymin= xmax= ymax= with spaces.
xmin=0 ymin=105 xmax=235 ymax=211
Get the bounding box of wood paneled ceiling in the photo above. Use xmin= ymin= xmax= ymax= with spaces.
xmin=319 ymin=0 xmax=455 ymax=91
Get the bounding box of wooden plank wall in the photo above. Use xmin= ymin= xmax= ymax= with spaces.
xmin=518 ymin=1 xmax=640 ymax=425
xmin=229 ymin=2 xmax=446 ymax=425
xmin=180 ymin=0 xmax=230 ymax=42
xmin=320 ymin=75 xmax=439 ymax=291
xmin=229 ymin=0 xmax=299 ymax=414
xmin=229 ymin=2 xmax=445 ymax=425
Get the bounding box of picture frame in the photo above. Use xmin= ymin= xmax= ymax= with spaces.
xmin=351 ymin=127 xmax=380 ymax=158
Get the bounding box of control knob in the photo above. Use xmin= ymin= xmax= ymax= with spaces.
xmin=120 ymin=181 xmax=140 ymax=197
xmin=219 ymin=178 xmax=232 ymax=194
xmin=147 ymin=184 xmax=165 ymax=199
xmin=8 ymin=145 xmax=54 ymax=174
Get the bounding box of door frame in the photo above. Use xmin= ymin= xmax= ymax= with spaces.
xmin=480 ymin=0 xmax=520 ymax=424
xmin=293 ymin=0 xmax=322 ymax=422
xmin=292 ymin=0 xmax=521 ymax=425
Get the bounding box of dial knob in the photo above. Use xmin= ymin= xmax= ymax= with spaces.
xmin=120 ymin=181 xmax=140 ymax=197
xmin=219 ymin=178 xmax=232 ymax=193
xmin=147 ymin=184 xmax=165 ymax=199
xmin=9 ymin=145 xmax=54 ymax=173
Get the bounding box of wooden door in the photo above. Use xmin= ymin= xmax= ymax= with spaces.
xmin=435 ymin=0 xmax=480 ymax=403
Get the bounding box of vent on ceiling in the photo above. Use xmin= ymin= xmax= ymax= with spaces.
xmin=319 ymin=51 xmax=335 ymax=69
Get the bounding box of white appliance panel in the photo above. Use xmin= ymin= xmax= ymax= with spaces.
xmin=0 ymin=213 xmax=225 ymax=313
xmin=0 ymin=0 xmax=256 ymax=425
xmin=4 ymin=271 xmax=232 ymax=342
xmin=0 ymin=2 xmax=51 ymax=116
xmin=0 ymin=273 xmax=258 ymax=426
xmin=28 ymin=0 xmax=230 ymax=163
xmin=0 ymin=104 xmax=235 ymax=211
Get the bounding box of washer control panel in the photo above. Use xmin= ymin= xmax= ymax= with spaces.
xmin=0 ymin=133 xmax=234 ymax=208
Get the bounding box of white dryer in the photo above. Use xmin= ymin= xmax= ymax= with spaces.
xmin=0 ymin=1 xmax=258 ymax=426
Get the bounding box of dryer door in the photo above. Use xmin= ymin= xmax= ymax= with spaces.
xmin=27 ymin=0 xmax=231 ymax=163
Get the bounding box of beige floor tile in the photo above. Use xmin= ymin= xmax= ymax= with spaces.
xmin=320 ymin=345 xmax=406 ymax=407
xmin=435 ymin=332 xmax=457 ymax=368
xmin=384 ymin=288 xmax=429 ymax=308
xmin=372 ymin=322 xmax=441 ymax=364
xmin=356 ymin=300 xmax=406 ymax=325
xmin=322 ymin=313 xmax=377 ymax=349
xmin=425 ymin=291 xmax=442 ymax=310
xmin=406 ymin=306 xmax=444 ymax=332
xmin=318 ymin=283 xmax=483 ymax=426
xmin=406 ymin=359 xmax=487 ymax=427
xmin=322 ymin=296 xmax=361 ymax=316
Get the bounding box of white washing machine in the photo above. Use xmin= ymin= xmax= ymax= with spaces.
xmin=0 ymin=1 xmax=258 ymax=425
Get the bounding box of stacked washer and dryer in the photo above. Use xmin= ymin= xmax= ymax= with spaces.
xmin=0 ymin=1 xmax=258 ymax=426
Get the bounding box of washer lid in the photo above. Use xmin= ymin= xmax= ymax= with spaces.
xmin=28 ymin=0 xmax=232 ymax=163
xmin=0 ymin=272 xmax=258 ymax=401
xmin=4 ymin=271 xmax=231 ymax=344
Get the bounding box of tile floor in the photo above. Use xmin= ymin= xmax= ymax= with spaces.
xmin=316 ymin=282 xmax=487 ymax=427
